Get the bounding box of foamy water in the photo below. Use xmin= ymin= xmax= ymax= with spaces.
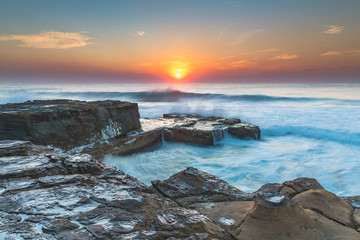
xmin=1 ymin=83 xmax=360 ymax=195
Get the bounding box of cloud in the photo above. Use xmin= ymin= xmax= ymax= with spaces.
xmin=271 ymin=54 xmax=299 ymax=60
xmin=321 ymin=25 xmax=344 ymax=34
xmin=216 ymin=59 xmax=258 ymax=70
xmin=136 ymin=31 xmax=145 ymax=36
xmin=320 ymin=51 xmax=342 ymax=56
xmin=0 ymin=31 xmax=91 ymax=49
xmin=320 ymin=49 xmax=360 ymax=56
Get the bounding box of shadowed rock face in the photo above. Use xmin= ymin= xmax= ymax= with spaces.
xmin=0 ymin=100 xmax=141 ymax=150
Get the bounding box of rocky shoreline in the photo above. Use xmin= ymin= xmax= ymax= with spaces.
xmin=0 ymin=100 xmax=359 ymax=239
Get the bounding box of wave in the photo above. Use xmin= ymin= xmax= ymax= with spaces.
xmin=262 ymin=126 xmax=360 ymax=146
xmin=34 ymin=89 xmax=360 ymax=104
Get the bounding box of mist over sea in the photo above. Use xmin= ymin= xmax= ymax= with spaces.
xmin=1 ymin=83 xmax=360 ymax=196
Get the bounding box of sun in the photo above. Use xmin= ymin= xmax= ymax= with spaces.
xmin=171 ymin=69 xmax=186 ymax=80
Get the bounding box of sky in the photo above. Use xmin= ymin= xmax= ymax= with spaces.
xmin=0 ymin=0 xmax=360 ymax=84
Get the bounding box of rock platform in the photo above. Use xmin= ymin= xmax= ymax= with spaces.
xmin=0 ymin=100 xmax=260 ymax=159
xmin=0 ymin=140 xmax=359 ymax=239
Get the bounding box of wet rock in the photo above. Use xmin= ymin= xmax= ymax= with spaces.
xmin=228 ymin=123 xmax=261 ymax=140
xmin=142 ymin=114 xmax=259 ymax=147
xmin=190 ymin=201 xmax=255 ymax=233
xmin=79 ymin=129 xmax=163 ymax=158
xmin=0 ymin=100 xmax=141 ymax=150
xmin=1 ymin=141 xmax=360 ymax=239
xmin=0 ymin=142 xmax=232 ymax=239
xmin=152 ymin=167 xmax=252 ymax=206
xmin=42 ymin=218 xmax=79 ymax=233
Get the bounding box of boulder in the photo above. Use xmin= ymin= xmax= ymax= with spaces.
xmin=152 ymin=167 xmax=253 ymax=206
xmin=0 ymin=100 xmax=141 ymax=150
xmin=228 ymin=123 xmax=261 ymax=140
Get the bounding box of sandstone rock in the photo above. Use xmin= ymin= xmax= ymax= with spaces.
xmin=283 ymin=177 xmax=324 ymax=196
xmin=152 ymin=167 xmax=252 ymax=206
xmin=234 ymin=193 xmax=360 ymax=240
xmin=293 ymin=189 xmax=354 ymax=227
xmin=0 ymin=100 xmax=141 ymax=150
xmin=255 ymin=177 xmax=325 ymax=198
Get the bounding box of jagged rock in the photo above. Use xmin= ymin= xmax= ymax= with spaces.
xmin=0 ymin=141 xmax=232 ymax=239
xmin=152 ymin=167 xmax=253 ymax=206
xmin=255 ymin=177 xmax=325 ymax=198
xmin=0 ymin=100 xmax=141 ymax=150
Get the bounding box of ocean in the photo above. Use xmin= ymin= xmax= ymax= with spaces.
xmin=1 ymin=83 xmax=360 ymax=196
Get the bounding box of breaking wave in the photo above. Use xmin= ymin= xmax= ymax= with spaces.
xmin=36 ymin=89 xmax=360 ymax=104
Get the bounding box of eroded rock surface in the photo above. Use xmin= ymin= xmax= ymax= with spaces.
xmin=0 ymin=100 xmax=141 ymax=150
xmin=1 ymin=140 xmax=359 ymax=239
xmin=154 ymin=168 xmax=360 ymax=240
xmin=0 ymin=141 xmax=232 ymax=239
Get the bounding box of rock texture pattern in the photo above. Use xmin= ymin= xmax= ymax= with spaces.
xmin=1 ymin=140 xmax=359 ymax=239
xmin=0 ymin=100 xmax=141 ymax=150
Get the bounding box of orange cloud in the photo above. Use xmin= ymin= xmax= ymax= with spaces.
xmin=216 ymin=59 xmax=258 ymax=70
xmin=0 ymin=31 xmax=91 ymax=49
xmin=271 ymin=54 xmax=299 ymax=60
xmin=321 ymin=25 xmax=344 ymax=34
xmin=320 ymin=51 xmax=342 ymax=56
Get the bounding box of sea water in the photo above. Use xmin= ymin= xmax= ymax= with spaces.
xmin=1 ymin=83 xmax=360 ymax=196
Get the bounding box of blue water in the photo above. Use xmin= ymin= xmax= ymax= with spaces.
xmin=1 ymin=83 xmax=360 ymax=196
